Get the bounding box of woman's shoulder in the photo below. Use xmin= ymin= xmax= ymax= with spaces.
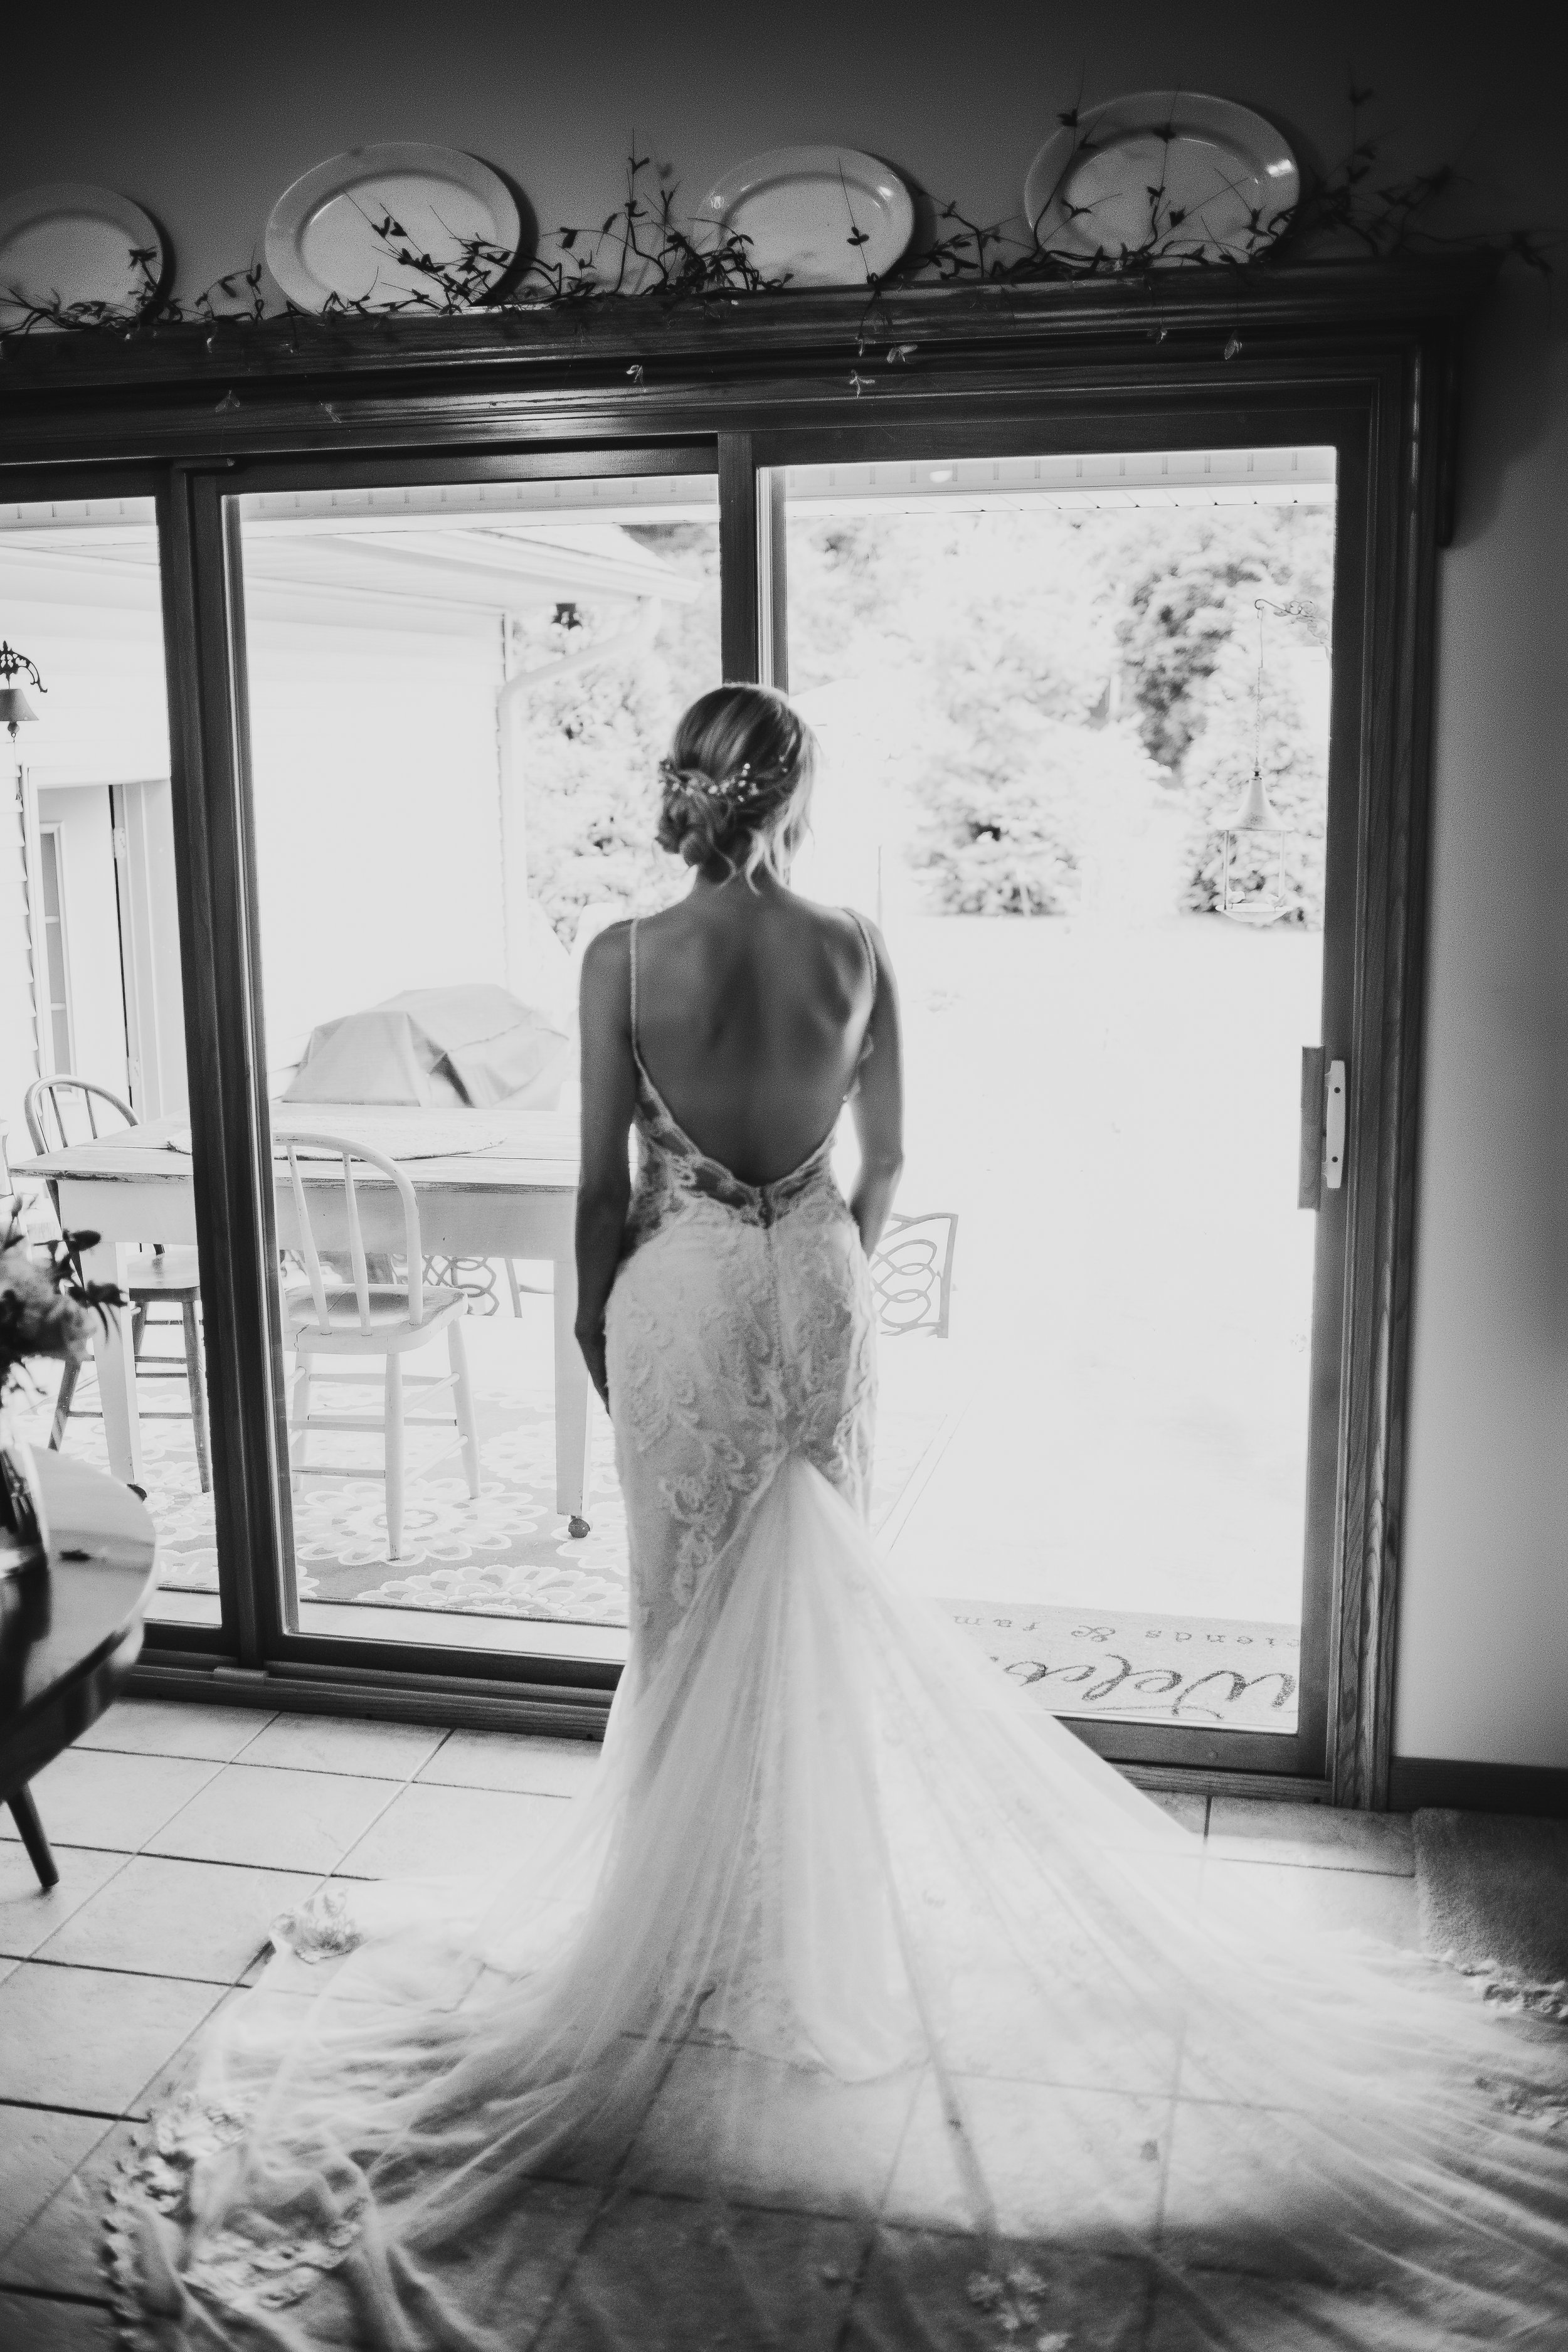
xmin=578 ymin=919 xmax=633 ymax=1015
xmin=780 ymin=895 xmax=879 ymax=955
xmin=813 ymin=900 xmax=887 ymax=979
xmin=581 ymin=916 xmax=632 ymax=960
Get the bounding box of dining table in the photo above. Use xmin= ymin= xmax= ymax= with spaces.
xmin=19 ymin=1105 xmax=594 ymax=1530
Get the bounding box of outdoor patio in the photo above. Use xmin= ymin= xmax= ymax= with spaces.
xmin=14 ymin=893 xmax=1315 ymax=1737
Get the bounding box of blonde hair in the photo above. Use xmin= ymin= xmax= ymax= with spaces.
xmin=655 ymin=685 xmax=818 ymax=884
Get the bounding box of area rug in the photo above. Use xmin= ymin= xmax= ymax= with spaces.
xmin=1414 ymin=1809 xmax=1568 ymax=1986
xmin=50 ymin=1373 xmax=947 ymax=1633
xmin=938 ymin=1601 xmax=1301 ymax=1731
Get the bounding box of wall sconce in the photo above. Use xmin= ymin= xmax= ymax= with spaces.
xmin=0 ymin=642 xmax=46 ymax=743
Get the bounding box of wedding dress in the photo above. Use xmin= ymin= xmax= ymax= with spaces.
xmin=111 ymin=919 xmax=1568 ymax=2350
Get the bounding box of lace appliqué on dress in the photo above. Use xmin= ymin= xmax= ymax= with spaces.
xmin=105 ymin=2094 xmax=369 ymax=2344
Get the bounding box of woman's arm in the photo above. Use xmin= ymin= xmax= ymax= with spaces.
xmin=849 ymin=919 xmax=904 ymax=1256
xmin=574 ymin=924 xmax=637 ymax=1408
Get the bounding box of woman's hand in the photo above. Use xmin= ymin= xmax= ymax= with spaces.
xmin=576 ymin=1320 xmax=610 ymax=1412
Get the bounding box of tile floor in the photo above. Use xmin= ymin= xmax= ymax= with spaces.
xmin=0 ymin=1705 xmax=1428 ymax=2349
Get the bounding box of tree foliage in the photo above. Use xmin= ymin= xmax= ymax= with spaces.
xmin=519 ymin=499 xmax=1335 ymax=937
xmin=1113 ymin=509 xmax=1334 ymax=772
xmin=788 ymin=509 xmax=1121 ymax=914
xmin=520 ymin=525 xmax=720 ymax=943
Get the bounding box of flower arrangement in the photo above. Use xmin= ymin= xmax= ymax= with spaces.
xmin=0 ymin=1202 xmax=122 ymax=1560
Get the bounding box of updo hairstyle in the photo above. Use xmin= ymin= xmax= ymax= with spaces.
xmin=655 ymin=684 xmax=818 ymax=883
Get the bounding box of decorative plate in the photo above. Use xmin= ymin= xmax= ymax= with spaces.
xmin=265 ymin=144 xmax=521 ymax=314
xmin=1025 ymin=92 xmax=1298 ymax=267
xmin=0 ymin=184 xmax=166 ymax=329
xmin=696 ymin=147 xmax=914 ymax=287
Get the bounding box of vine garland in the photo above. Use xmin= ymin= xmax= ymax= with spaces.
xmin=0 ymin=88 xmax=1546 ymax=358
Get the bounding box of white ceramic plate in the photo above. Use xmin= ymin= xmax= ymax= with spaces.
xmin=1025 ymin=92 xmax=1298 ymax=266
xmin=265 ymin=144 xmax=521 ymax=313
xmin=0 ymin=184 xmax=166 ymax=327
xmin=696 ymin=147 xmax=914 ymax=287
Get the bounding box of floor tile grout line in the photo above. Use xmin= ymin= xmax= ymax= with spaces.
xmin=6 ymin=1952 xmax=264 ymax=1989
xmin=224 ymin=1711 xmax=280 ymax=1764
xmin=6 ymin=1846 xmax=371 ymax=1880
xmin=0 ymin=2097 xmax=127 ymax=2122
xmin=0 ymin=2281 xmax=119 ymax=2311
xmin=331 ymin=1773 xmax=428 ymax=1876
xmin=24 ymin=1749 xmax=588 ymax=1797
xmin=0 ymin=1757 xmax=231 ymax=1867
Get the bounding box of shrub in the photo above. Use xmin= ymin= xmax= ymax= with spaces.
xmin=1113 ymin=509 xmax=1335 ymax=773
xmin=517 ymin=525 xmax=721 ymax=943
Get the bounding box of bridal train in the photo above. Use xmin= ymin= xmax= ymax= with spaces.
xmin=109 ymin=949 xmax=1568 ymax=2352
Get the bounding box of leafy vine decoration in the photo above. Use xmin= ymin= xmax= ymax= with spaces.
xmin=0 ymin=88 xmax=1547 ymax=352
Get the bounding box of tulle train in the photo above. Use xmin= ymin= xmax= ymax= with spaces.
xmin=111 ymin=1453 xmax=1568 ymax=2349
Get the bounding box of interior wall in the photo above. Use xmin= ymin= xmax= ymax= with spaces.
xmin=6 ymin=0 xmax=1564 ymax=1768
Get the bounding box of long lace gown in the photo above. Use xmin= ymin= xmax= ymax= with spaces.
xmin=112 ymin=924 xmax=1568 ymax=2349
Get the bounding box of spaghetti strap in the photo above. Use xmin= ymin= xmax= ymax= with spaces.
xmin=628 ymin=918 xmax=640 ymax=1052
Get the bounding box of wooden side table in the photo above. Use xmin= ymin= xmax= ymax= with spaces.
xmin=1 ymin=1451 xmax=159 ymax=1887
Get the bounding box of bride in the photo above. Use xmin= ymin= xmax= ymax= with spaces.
xmin=115 ymin=686 xmax=1567 ymax=2349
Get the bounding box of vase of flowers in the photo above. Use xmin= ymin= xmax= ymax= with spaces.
xmin=0 ymin=1197 xmax=123 ymax=1576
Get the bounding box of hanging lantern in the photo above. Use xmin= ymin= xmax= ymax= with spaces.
xmin=1219 ymin=761 xmax=1288 ymax=924
xmin=0 ymin=641 xmax=46 ymax=742
xmin=1216 ymin=597 xmax=1319 ymax=928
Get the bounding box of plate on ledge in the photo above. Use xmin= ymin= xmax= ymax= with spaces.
xmin=0 ymin=183 xmax=166 ymax=329
xmin=696 ymin=147 xmax=914 ymax=287
xmin=1025 ymin=92 xmax=1298 ymax=267
xmin=265 ymin=143 xmax=521 ymax=314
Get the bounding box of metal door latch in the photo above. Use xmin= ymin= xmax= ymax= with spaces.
xmin=1300 ymin=1050 xmax=1348 ymax=1208
xmin=1322 ymin=1059 xmax=1347 ymax=1191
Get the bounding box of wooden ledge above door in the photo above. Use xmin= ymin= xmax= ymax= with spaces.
xmin=0 ymin=255 xmax=1495 ymax=410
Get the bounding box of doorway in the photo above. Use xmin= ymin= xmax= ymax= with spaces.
xmin=776 ymin=444 xmax=1343 ymax=1757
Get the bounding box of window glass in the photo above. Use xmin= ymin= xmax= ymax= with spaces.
xmin=0 ymin=494 xmax=215 ymax=1628
xmin=232 ymin=471 xmax=720 ymax=1661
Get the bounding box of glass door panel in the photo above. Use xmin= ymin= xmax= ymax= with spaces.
xmin=781 ymin=445 xmax=1337 ymax=1744
xmin=0 ymin=494 xmax=219 ymax=1629
xmin=231 ymin=469 xmax=720 ymax=1663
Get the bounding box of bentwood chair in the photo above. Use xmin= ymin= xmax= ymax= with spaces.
xmin=282 ymin=1134 xmax=480 ymax=1561
xmin=23 ymin=1076 xmax=211 ymax=1490
xmin=870 ymin=1212 xmax=960 ymax=1339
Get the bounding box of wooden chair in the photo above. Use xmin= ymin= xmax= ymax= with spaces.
xmin=282 ymin=1133 xmax=480 ymax=1561
xmin=23 ymin=1076 xmax=211 ymax=1490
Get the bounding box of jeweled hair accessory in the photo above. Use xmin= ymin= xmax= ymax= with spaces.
xmin=658 ymin=756 xmax=775 ymax=808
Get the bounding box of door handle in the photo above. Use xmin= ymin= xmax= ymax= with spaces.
xmin=1323 ymin=1059 xmax=1347 ymax=1191
xmin=1299 ymin=1050 xmax=1347 ymax=1209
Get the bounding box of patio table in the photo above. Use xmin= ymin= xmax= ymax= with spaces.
xmin=18 ymin=1109 xmax=593 ymax=1531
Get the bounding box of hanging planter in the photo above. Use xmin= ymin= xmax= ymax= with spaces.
xmin=1216 ymin=596 xmax=1326 ymax=927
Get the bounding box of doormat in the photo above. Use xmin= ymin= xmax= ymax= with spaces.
xmin=938 ymin=1602 xmax=1300 ymax=1732
xmin=1414 ymin=1811 xmax=1568 ymax=1988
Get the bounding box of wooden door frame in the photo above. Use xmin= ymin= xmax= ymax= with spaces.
xmin=0 ymin=262 xmax=1476 ymax=1801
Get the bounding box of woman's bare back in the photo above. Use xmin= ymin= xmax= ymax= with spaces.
xmin=630 ymin=885 xmax=876 ymax=1186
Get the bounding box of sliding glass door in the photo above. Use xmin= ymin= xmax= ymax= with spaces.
xmin=763 ymin=433 xmax=1353 ymax=1774
xmin=226 ymin=460 xmax=719 ymax=1670
xmin=0 ymin=490 xmax=218 ymax=1631
xmin=17 ymin=400 xmax=1373 ymax=1784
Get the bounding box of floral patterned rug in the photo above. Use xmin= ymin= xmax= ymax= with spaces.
xmin=30 ymin=1344 xmax=946 ymax=1632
